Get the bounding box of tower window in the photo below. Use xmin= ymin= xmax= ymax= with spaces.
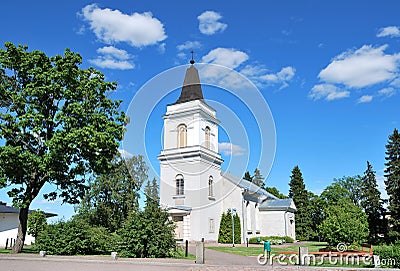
xmin=176 ymin=174 xmax=184 ymax=195
xmin=208 ymin=176 xmax=214 ymax=197
xmin=178 ymin=124 xmax=187 ymax=148
xmin=205 ymin=126 xmax=211 ymax=149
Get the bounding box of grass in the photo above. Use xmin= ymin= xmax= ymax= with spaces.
xmin=0 ymin=245 xmax=38 ymax=254
xmin=207 ymin=242 xmax=374 ymax=267
xmin=207 ymin=242 xmax=327 ymax=257
xmin=173 ymin=248 xmax=196 ymax=260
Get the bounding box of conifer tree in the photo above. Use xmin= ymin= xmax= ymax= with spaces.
xmin=384 ymin=128 xmax=400 ymax=238
xmin=253 ymin=168 xmax=265 ymax=188
xmin=288 ymin=166 xmax=313 ymax=240
xmin=361 ymin=161 xmax=384 ymax=238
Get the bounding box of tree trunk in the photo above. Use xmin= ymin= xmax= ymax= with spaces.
xmin=12 ymin=207 xmax=29 ymax=253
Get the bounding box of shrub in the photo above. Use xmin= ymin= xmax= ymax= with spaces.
xmin=35 ymin=217 xmax=113 ymax=255
xmin=115 ymin=208 xmax=176 ymax=258
xmin=373 ymin=243 xmax=400 ymax=268
xmin=249 ymin=235 xmax=294 ymax=244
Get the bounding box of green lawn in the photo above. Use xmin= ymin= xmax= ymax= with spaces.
xmin=207 ymin=242 xmax=327 ymax=257
xmin=174 ymin=248 xmax=196 ymax=260
xmin=207 ymin=242 xmax=373 ymax=268
xmin=0 ymin=246 xmax=38 ymax=254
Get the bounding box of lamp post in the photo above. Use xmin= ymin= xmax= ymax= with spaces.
xmin=228 ymin=208 xmax=236 ymax=247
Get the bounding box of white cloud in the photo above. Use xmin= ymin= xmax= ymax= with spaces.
xmin=357 ymin=95 xmax=373 ymax=103
xmin=97 ymin=46 xmax=130 ymax=60
xmin=378 ymin=87 xmax=397 ymax=97
xmin=89 ymin=46 xmax=134 ymax=70
xmin=318 ymin=45 xmax=400 ymax=88
xmin=202 ymin=48 xmax=248 ymax=69
xmin=200 ymin=48 xmax=295 ymax=90
xmin=81 ymin=4 xmax=167 ymax=47
xmin=377 ymin=26 xmax=400 ymax=38
xmin=376 ymin=174 xmax=388 ymax=200
xmin=176 ymin=41 xmax=201 ymax=51
xmin=260 ymin=66 xmax=296 ymax=89
xmin=309 ymin=84 xmax=350 ymax=101
xmin=197 ymin=11 xmax=227 ymax=35
xmin=158 ymin=43 xmax=166 ymax=54
xmin=218 ymin=142 xmax=245 ymax=156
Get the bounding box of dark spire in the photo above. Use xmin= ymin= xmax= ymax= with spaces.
xmin=174 ymin=57 xmax=204 ymax=104
xmin=190 ymin=50 xmax=195 ymax=65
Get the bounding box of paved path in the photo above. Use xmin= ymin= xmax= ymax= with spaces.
xmin=1 ymin=247 xmax=398 ymax=271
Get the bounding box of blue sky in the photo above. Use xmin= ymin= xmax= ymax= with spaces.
xmin=1 ymin=1 xmax=399 ymax=219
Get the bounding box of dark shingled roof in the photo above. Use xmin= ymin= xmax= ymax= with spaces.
xmin=174 ymin=64 xmax=204 ymax=104
xmin=0 ymin=201 xmax=57 ymax=217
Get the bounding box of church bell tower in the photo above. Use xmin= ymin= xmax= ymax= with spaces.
xmin=158 ymin=60 xmax=223 ymax=240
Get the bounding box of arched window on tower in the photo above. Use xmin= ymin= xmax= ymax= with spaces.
xmin=208 ymin=175 xmax=214 ymax=197
xmin=205 ymin=126 xmax=211 ymax=149
xmin=177 ymin=124 xmax=187 ymax=148
xmin=176 ymin=174 xmax=184 ymax=195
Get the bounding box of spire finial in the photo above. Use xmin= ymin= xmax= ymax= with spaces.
xmin=190 ymin=50 xmax=195 ymax=64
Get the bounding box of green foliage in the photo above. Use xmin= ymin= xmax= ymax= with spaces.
xmin=248 ymin=236 xmax=294 ymax=244
xmin=320 ymin=182 xmax=352 ymax=206
xmin=0 ymin=42 xmax=125 ymax=251
xmin=318 ymin=199 xmax=369 ymax=246
xmin=384 ymin=128 xmax=400 ymax=238
xmin=35 ymin=217 xmax=113 ymax=255
xmin=115 ymin=207 xmax=176 ymax=258
xmin=218 ymin=211 xmax=241 ymax=244
xmin=373 ymin=242 xmax=400 ymax=268
xmin=114 ymin=178 xmax=175 ymax=258
xmin=252 ymin=168 xmax=265 ymax=188
xmin=288 ymin=166 xmax=317 ymax=240
xmin=144 ymin=177 xmax=160 ymax=212
xmin=27 ymin=210 xmax=47 ymax=238
xmin=76 ymin=155 xmax=147 ymax=232
xmin=264 ymin=187 xmax=288 ymax=199
xmin=361 ymin=161 xmax=386 ymax=239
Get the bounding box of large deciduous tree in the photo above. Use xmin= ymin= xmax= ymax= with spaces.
xmin=77 ymin=155 xmax=147 ymax=232
xmin=0 ymin=43 xmax=125 ymax=252
xmin=318 ymin=199 xmax=369 ymax=246
xmin=384 ymin=128 xmax=400 ymax=239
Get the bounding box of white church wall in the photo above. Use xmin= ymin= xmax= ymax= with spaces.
xmin=259 ymin=210 xmax=296 ymax=240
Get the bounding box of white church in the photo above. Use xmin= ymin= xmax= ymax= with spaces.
xmin=158 ymin=60 xmax=296 ymax=243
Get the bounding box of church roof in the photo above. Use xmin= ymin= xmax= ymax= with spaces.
xmin=174 ymin=62 xmax=204 ymax=104
xmin=259 ymin=198 xmax=296 ymax=212
xmin=222 ymin=172 xmax=278 ymax=200
xmin=0 ymin=201 xmax=57 ymax=217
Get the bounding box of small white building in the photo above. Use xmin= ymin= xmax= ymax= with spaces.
xmin=158 ymin=61 xmax=296 ymax=243
xmin=0 ymin=201 xmax=56 ymax=248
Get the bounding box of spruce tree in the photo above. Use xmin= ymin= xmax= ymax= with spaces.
xmin=384 ymin=128 xmax=400 ymax=239
xmin=361 ymin=161 xmax=384 ymax=238
xmin=288 ymin=166 xmax=313 ymax=240
xmin=253 ymin=168 xmax=265 ymax=189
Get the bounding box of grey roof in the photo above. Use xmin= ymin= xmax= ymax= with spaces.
xmin=0 ymin=202 xmax=19 ymax=214
xmin=0 ymin=201 xmax=57 ymax=217
xmin=222 ymin=172 xmax=278 ymax=200
xmin=259 ymin=198 xmax=296 ymax=212
xmin=174 ymin=64 xmax=204 ymax=104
